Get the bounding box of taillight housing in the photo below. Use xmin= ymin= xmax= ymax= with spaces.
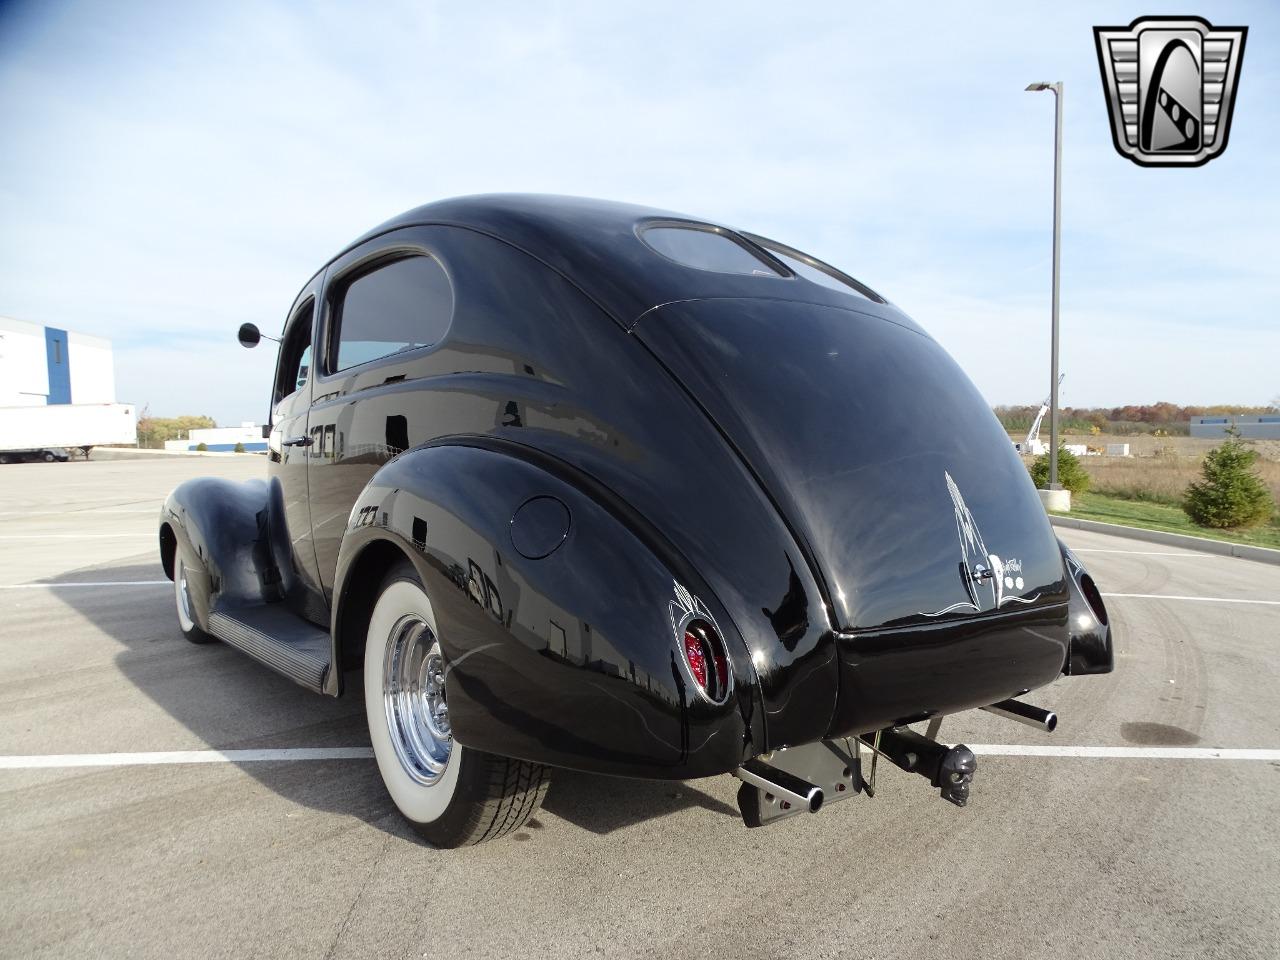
xmin=681 ymin=619 xmax=731 ymax=704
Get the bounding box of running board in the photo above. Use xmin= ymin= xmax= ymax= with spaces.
xmin=207 ymin=606 xmax=331 ymax=692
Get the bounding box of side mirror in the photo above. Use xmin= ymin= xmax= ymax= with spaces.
xmin=238 ymin=323 xmax=262 ymax=348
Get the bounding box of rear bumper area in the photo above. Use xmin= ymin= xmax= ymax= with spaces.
xmin=827 ymin=603 xmax=1070 ymax=738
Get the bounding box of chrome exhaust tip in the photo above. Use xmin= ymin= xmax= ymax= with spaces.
xmin=982 ymin=698 xmax=1058 ymax=733
xmin=733 ymin=758 xmax=824 ymax=813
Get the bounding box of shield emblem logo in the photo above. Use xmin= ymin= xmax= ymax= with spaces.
xmin=1094 ymin=16 xmax=1247 ymax=167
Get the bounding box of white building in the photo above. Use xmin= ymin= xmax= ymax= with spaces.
xmin=164 ymin=423 xmax=267 ymax=453
xmin=0 ymin=316 xmax=117 ymax=407
xmin=1190 ymin=415 xmax=1280 ymax=440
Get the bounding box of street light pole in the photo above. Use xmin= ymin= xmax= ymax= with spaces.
xmin=1027 ymin=81 xmax=1063 ymax=489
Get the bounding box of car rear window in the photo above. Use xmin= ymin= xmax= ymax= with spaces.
xmin=746 ymin=235 xmax=883 ymax=302
xmin=640 ymin=224 xmax=783 ymax=277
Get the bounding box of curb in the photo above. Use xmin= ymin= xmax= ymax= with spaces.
xmin=1049 ymin=515 xmax=1280 ymax=566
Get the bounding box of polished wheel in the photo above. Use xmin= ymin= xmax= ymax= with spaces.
xmin=173 ymin=553 xmax=214 ymax=644
xmin=383 ymin=616 xmax=453 ymax=785
xmin=175 ymin=556 xmax=195 ymax=632
xmin=365 ymin=561 xmax=550 ymax=846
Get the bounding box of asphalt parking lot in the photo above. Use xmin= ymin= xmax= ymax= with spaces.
xmin=1 ymin=457 xmax=1278 ymax=960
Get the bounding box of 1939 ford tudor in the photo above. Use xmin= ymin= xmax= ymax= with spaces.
xmin=159 ymin=195 xmax=1113 ymax=846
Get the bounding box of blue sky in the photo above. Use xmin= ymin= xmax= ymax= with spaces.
xmin=1 ymin=1 xmax=1276 ymax=425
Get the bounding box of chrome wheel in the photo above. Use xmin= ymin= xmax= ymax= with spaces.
xmin=175 ymin=556 xmax=195 ymax=633
xmin=383 ymin=615 xmax=452 ymax=785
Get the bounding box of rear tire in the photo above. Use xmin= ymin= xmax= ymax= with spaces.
xmin=364 ymin=562 xmax=550 ymax=847
xmin=174 ymin=554 xmax=215 ymax=644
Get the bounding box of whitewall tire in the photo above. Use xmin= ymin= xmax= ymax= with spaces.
xmin=174 ymin=554 xmax=215 ymax=644
xmin=364 ymin=562 xmax=550 ymax=846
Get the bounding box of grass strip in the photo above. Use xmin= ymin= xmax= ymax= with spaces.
xmin=1054 ymin=492 xmax=1280 ymax=551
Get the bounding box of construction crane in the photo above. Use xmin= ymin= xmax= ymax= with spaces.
xmin=1014 ymin=374 xmax=1065 ymax=456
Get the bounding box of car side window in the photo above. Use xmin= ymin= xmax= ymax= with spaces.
xmin=329 ymin=255 xmax=453 ymax=373
xmin=273 ymin=300 xmax=314 ymax=406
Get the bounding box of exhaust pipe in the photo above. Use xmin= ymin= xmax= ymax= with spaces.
xmin=982 ymin=698 xmax=1057 ymax=732
xmin=733 ymin=759 xmax=824 ymax=813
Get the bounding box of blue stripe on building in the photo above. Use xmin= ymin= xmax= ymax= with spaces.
xmin=44 ymin=327 xmax=72 ymax=404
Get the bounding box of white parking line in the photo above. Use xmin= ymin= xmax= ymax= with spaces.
xmin=0 ymin=534 xmax=153 ymax=539
xmin=2 ymin=744 xmax=1277 ymax=770
xmin=0 ymin=509 xmax=158 ymax=516
xmin=1101 ymin=592 xmax=1280 ymax=606
xmin=970 ymin=745 xmax=1280 ymax=760
xmin=0 ymin=581 xmax=169 ymax=589
xmin=0 ymin=748 xmax=375 ymax=769
xmin=1072 ymin=549 xmax=1211 ymax=557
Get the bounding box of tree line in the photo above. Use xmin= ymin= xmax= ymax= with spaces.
xmin=995 ymin=402 xmax=1277 ymax=436
xmin=136 ymin=410 xmax=216 ymax=449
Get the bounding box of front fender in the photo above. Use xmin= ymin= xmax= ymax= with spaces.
xmin=159 ymin=477 xmax=283 ymax=631
xmin=332 ymin=441 xmax=765 ymax=779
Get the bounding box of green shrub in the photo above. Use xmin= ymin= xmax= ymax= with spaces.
xmin=233 ymin=442 xmax=246 ymax=453
xmin=1182 ymin=435 xmax=1274 ymax=529
xmin=195 ymin=442 xmax=208 ymax=452
xmin=1029 ymin=446 xmax=1091 ymax=495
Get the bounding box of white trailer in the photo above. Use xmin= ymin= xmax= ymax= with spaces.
xmin=0 ymin=403 xmax=136 ymax=462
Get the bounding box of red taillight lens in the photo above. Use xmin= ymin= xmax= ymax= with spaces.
xmin=683 ymin=631 xmax=707 ymax=688
xmin=680 ymin=619 xmax=731 ymax=703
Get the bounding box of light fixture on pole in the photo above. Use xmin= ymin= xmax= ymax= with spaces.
xmin=1026 ymin=81 xmax=1063 ymax=492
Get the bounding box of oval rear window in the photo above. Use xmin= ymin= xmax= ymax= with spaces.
xmin=640 ymin=224 xmax=783 ymax=277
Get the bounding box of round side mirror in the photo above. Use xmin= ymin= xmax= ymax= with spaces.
xmin=237 ymin=323 xmax=262 ymax=348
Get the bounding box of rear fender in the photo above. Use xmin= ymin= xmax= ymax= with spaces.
xmin=158 ymin=477 xmax=285 ymax=632
xmin=1059 ymin=540 xmax=1115 ymax=675
xmin=331 ymin=441 xmax=764 ymax=779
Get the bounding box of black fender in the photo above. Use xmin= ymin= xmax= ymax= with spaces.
xmin=158 ymin=477 xmax=288 ymax=632
xmin=331 ymin=440 xmax=766 ymax=780
xmin=1058 ymin=539 xmax=1115 ymax=675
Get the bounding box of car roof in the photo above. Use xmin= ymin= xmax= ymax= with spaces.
xmin=329 ymin=194 xmax=890 ymax=328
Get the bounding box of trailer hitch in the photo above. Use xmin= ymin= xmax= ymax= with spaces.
xmin=859 ymin=727 xmax=977 ymax=807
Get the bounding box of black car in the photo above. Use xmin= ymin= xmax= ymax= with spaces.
xmin=159 ymin=195 xmax=1112 ymax=847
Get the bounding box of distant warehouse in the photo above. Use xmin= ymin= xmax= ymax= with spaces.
xmin=1190 ymin=414 xmax=1280 ymax=439
xmin=164 ymin=423 xmax=267 ymax=453
xmin=0 ymin=316 xmax=115 ymax=406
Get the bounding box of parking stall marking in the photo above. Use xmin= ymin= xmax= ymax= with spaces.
xmin=1072 ymin=549 xmax=1213 ymax=557
xmin=0 ymin=581 xmax=169 ymax=589
xmin=0 ymin=748 xmax=377 ymax=769
xmin=0 ymin=533 xmax=155 ymax=539
xmin=3 ymin=744 xmax=1279 ymax=771
xmin=0 ymin=509 xmax=160 ymax=516
xmin=968 ymin=745 xmax=1280 ymax=760
xmin=1101 ymin=592 xmax=1280 ymax=606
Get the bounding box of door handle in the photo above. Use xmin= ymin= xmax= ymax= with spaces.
xmin=282 ymin=435 xmax=313 ymax=447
